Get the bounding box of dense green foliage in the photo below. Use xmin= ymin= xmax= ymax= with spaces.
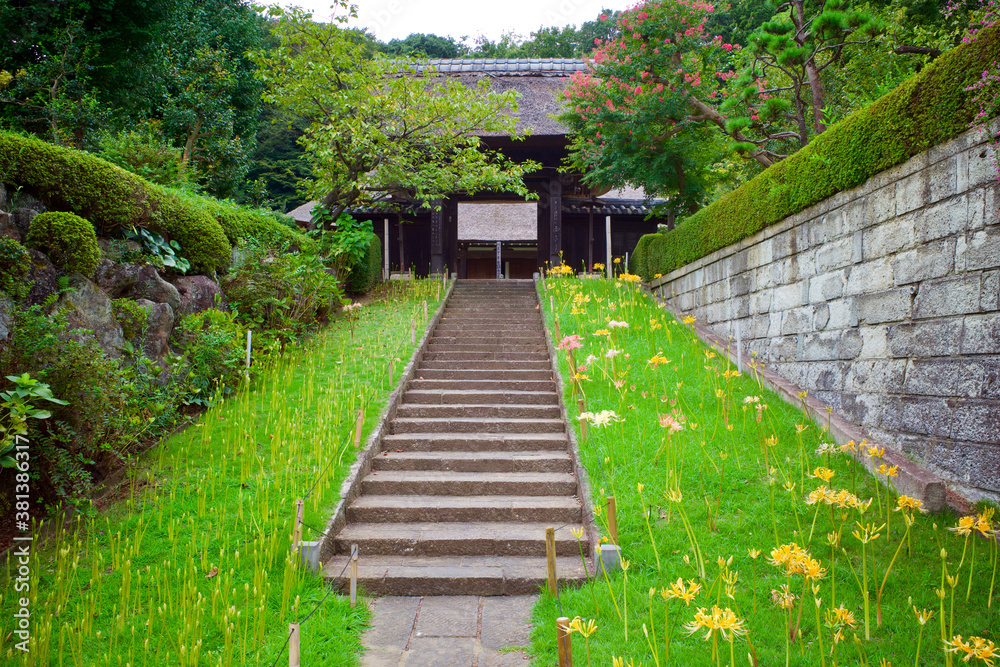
xmin=172 ymin=309 xmax=247 ymax=403
xmin=0 ymin=238 xmax=31 ymax=300
xmin=222 ymin=244 xmax=341 ymax=341
xmin=348 ymin=233 xmax=383 ymax=294
xmin=0 ymin=0 xmax=267 ymax=199
xmin=25 ymin=211 xmax=100 ymax=275
xmin=632 ymin=25 xmax=1000 ymax=280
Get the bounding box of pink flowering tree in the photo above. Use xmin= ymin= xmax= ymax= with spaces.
xmin=559 ymin=0 xmax=770 ymax=212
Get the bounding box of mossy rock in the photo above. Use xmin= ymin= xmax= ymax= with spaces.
xmin=26 ymin=212 xmax=100 ymax=275
xmin=0 ymin=237 xmax=31 ymax=299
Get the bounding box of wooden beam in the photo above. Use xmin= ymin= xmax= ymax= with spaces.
xmin=549 ymin=179 xmax=562 ymax=266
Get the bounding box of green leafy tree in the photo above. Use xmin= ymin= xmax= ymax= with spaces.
xmin=381 ymin=33 xmax=465 ymax=58
xmin=722 ymin=0 xmax=885 ymax=156
xmin=254 ymin=4 xmax=539 ymax=219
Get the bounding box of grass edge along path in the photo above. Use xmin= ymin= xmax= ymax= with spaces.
xmin=531 ymin=274 xmax=998 ymax=667
xmin=0 ymin=279 xmax=446 ymax=666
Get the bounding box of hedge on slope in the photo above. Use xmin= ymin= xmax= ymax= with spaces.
xmin=0 ymin=131 xmax=231 ymax=272
xmin=632 ymin=25 xmax=1000 ymax=281
xmin=25 ymin=212 xmax=101 ymax=275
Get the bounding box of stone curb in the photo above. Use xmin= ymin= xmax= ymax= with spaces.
xmin=644 ymin=285 xmax=948 ymax=513
xmin=315 ymin=277 xmax=458 ymax=569
xmin=535 ymin=274 xmax=601 ymax=567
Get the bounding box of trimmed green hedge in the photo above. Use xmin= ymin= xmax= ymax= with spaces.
xmin=348 ymin=233 xmax=382 ymax=294
xmin=0 ymin=132 xmax=312 ymax=273
xmin=27 ymin=211 xmax=101 ymax=275
xmin=199 ymin=198 xmax=314 ymax=253
xmin=633 ymin=26 xmax=1000 ymax=281
xmin=0 ymin=131 xmax=231 ymax=273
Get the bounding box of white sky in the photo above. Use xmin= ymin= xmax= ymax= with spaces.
xmin=276 ymin=0 xmax=632 ymax=44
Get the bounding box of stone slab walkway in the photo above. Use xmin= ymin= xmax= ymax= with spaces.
xmin=361 ymin=595 xmax=536 ymax=666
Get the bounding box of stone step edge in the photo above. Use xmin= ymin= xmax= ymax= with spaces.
xmin=312 ymin=277 xmax=458 ymax=571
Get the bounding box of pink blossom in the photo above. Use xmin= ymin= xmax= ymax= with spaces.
xmin=557 ymin=335 xmax=584 ymax=351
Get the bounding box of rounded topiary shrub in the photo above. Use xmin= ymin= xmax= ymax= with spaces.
xmin=26 ymin=211 xmax=100 ymax=275
xmin=0 ymin=238 xmax=31 ymax=299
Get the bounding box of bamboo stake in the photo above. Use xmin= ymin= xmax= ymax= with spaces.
xmin=245 ymin=329 xmax=252 ymax=369
xmin=556 ymin=616 xmax=573 ymax=667
xmin=292 ymin=499 xmax=303 ymax=553
xmin=577 ymin=398 xmax=587 ymax=442
xmin=607 ymin=496 xmax=618 ymax=546
xmin=546 ymin=527 xmax=558 ymax=595
xmin=349 ymin=544 xmax=358 ymax=608
xmin=288 ymin=623 xmax=300 ymax=667
xmin=354 ymin=410 xmax=364 ymax=449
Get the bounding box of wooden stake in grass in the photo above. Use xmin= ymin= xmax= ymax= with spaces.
xmin=546 ymin=527 xmax=558 ymax=595
xmin=288 ymin=623 xmax=300 ymax=667
xmin=578 ymin=398 xmax=587 ymax=442
xmin=245 ymin=330 xmax=252 ymax=369
xmin=354 ymin=409 xmax=364 ymax=449
xmin=292 ymin=499 xmax=304 ymax=553
xmin=607 ymin=496 xmax=619 ymax=546
xmin=350 ymin=544 xmax=358 ymax=608
xmin=423 ymin=299 xmax=428 ymax=320
xmin=556 ymin=616 xmax=574 ymax=667
xmin=410 ymin=318 xmax=416 ymax=344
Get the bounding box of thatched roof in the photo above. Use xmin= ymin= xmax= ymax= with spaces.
xmin=420 ymin=58 xmax=587 ymax=137
xmin=287 ymin=200 xmax=318 ymax=224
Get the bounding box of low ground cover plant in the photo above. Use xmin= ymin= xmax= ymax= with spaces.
xmin=0 ymin=279 xmax=444 ymax=665
xmin=534 ymin=274 xmax=998 ymax=666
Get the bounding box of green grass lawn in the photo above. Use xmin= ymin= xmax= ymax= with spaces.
xmin=532 ymin=275 xmax=998 ymax=667
xmin=1 ymin=279 xmax=445 ymax=666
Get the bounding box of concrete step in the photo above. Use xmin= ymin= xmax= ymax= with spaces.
xmin=371 ymin=450 xmax=573 ymax=473
xmin=435 ymin=322 xmax=543 ymax=330
xmin=346 ymin=494 xmax=582 ymax=523
xmin=429 ymin=335 xmax=545 ymax=344
xmin=390 ymin=417 xmax=565 ymax=433
xmin=403 ymin=389 xmax=557 ymax=405
xmin=413 ymin=369 xmax=553 ymax=381
xmin=423 ymin=351 xmax=549 ymax=361
xmin=408 ymin=379 xmax=556 ymax=392
xmin=419 ymin=360 xmax=551 ymax=371
xmin=424 ymin=343 xmax=548 ymax=353
xmin=361 ymin=470 xmax=577 ymax=496
xmin=332 ymin=522 xmax=583 ymax=557
xmin=395 ymin=404 xmax=562 ymax=419
xmin=381 ymin=432 xmax=569 ymax=452
xmin=325 ymin=555 xmax=586 ymax=596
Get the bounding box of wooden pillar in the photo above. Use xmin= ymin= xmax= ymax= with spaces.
xmin=397 ymin=215 xmax=405 ymax=274
xmin=588 ymin=204 xmax=594 ymax=270
xmin=446 ymin=198 xmax=459 ymax=277
xmin=549 ymin=179 xmax=562 ymax=267
xmin=430 ymin=199 xmax=444 ymax=275
xmin=605 ymin=215 xmax=612 ymax=279
xmin=383 ymin=217 xmax=390 ymax=280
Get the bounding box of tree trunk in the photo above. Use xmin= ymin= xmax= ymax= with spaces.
xmin=688 ymin=96 xmax=774 ymax=168
xmin=804 ymin=59 xmax=827 ymax=135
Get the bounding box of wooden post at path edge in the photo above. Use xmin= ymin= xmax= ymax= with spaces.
xmin=556 ymin=616 xmax=573 ymax=667
xmin=354 ymin=409 xmax=364 ymax=449
xmin=292 ymin=499 xmax=304 ymax=553
xmin=349 ymin=543 xmax=358 ymax=608
xmin=577 ymin=397 xmax=587 ymax=441
xmin=545 ymin=527 xmax=557 ymax=595
xmin=288 ymin=623 xmax=300 ymax=667
xmin=607 ymin=496 xmax=618 ymax=546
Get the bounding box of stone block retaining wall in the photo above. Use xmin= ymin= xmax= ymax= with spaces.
xmin=651 ymin=123 xmax=1000 ymax=501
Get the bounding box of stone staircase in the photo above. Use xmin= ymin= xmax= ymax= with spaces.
xmin=325 ymin=280 xmax=588 ymax=596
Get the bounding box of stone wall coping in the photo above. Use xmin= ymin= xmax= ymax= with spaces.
xmin=316 ymin=277 xmax=457 ymax=568
xmin=651 ymin=121 xmax=998 ymax=291
xmin=647 ymin=288 xmax=948 ymax=512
